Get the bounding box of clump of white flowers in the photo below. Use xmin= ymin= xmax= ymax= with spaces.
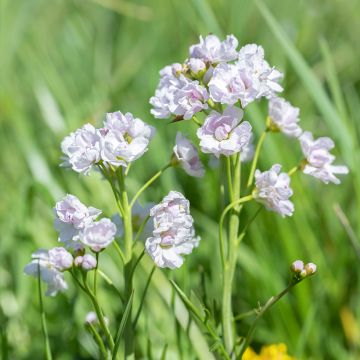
xmin=24 ymin=33 xmax=346 ymax=360
xmin=145 ymin=191 xmax=200 ymax=269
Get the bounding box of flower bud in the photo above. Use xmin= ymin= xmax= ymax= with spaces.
xmin=290 ymin=260 xmax=304 ymax=273
xmin=82 ymin=254 xmax=97 ymax=271
xmin=305 ymin=262 xmax=317 ymax=276
xmin=74 ymin=256 xmax=83 ymax=267
xmin=188 ymin=58 xmax=206 ymax=77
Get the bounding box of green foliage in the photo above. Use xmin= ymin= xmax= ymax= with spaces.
xmin=0 ymin=0 xmax=359 ymax=358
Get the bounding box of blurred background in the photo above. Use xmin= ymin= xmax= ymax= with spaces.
xmin=0 ymin=0 xmax=359 ymax=358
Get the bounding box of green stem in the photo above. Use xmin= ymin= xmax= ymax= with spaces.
xmin=117 ymin=169 xmax=135 ymax=359
xmin=130 ymin=163 xmax=171 ymax=209
xmin=192 ymin=115 xmax=202 ymax=127
xmin=82 ymin=273 xmax=115 ymax=352
xmin=222 ymin=154 xmax=242 ymax=355
xmin=132 ymin=215 xmax=150 ymax=247
xmin=94 ymin=253 xmax=99 ymax=296
xmin=87 ymin=323 xmax=108 ymax=359
xmin=113 ymin=241 xmax=125 ymax=264
xmin=237 ymin=282 xmax=296 ymax=358
xmin=226 ymin=156 xmax=234 ymax=202
xmin=37 ymin=262 xmax=52 ymax=360
xmin=247 ymin=130 xmax=268 ymax=188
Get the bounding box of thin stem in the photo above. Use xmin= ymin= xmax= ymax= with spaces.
xmin=130 ymin=163 xmax=171 ymax=209
xmin=219 ymin=195 xmax=253 ymax=267
xmin=86 ymin=323 xmax=108 ymax=359
xmin=81 ymin=273 xmax=115 ymax=352
xmin=247 ymin=130 xmax=268 ymax=188
xmin=226 ymin=156 xmax=234 ymax=202
xmin=98 ymin=269 xmax=124 ymax=303
xmin=233 ymin=309 xmax=257 ymax=322
xmin=133 ymin=215 xmax=151 ymax=247
xmin=37 ymin=262 xmax=52 ymax=360
xmin=237 ymin=282 xmax=296 ymax=359
xmin=93 ymin=253 xmax=99 ymax=296
xmin=113 ymin=241 xmax=125 ymax=264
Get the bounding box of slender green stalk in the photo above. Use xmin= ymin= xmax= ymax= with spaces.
xmin=86 ymin=323 xmax=108 ymax=360
xmin=94 ymin=253 xmax=99 ymax=296
xmin=237 ymin=282 xmax=297 ymax=358
xmin=37 ymin=262 xmax=53 ymax=360
xmin=130 ymin=163 xmax=171 ymax=209
xmin=113 ymin=241 xmax=125 ymax=263
xmin=226 ymin=156 xmax=234 ymax=202
xmin=81 ymin=273 xmax=115 ymax=352
xmin=132 ymin=215 xmax=150 ymax=247
xmin=247 ymin=130 xmax=268 ymax=188
xmin=222 ymin=154 xmax=242 ymax=355
xmin=117 ymin=169 xmax=135 ymax=359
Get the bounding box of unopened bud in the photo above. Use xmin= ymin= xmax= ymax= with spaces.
xmin=305 ymin=262 xmax=317 ymax=276
xmin=74 ymin=256 xmax=83 ymax=267
xmin=82 ymin=254 xmax=97 ymax=271
xmin=290 ymin=260 xmax=304 ymax=273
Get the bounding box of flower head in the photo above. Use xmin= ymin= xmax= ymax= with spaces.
xmin=187 ymin=58 xmax=206 ymax=76
xmin=48 ymin=247 xmax=73 ymax=271
xmin=145 ymin=191 xmax=200 ymax=269
xmin=61 ymin=124 xmax=101 ymax=175
xmin=24 ymin=249 xmax=69 ymax=296
xmin=253 ymin=164 xmax=294 ymax=217
xmin=197 ymin=106 xmax=252 ymax=158
xmin=299 ymin=131 xmax=349 ymax=184
xmin=172 ymin=77 xmax=209 ymax=120
xmin=79 ymin=218 xmax=117 ymax=252
xmin=54 ymin=194 xmax=101 ymax=249
xmin=268 ymin=97 xmax=302 ymax=137
xmin=173 ymin=132 xmax=205 ymax=177
xmin=100 ymin=111 xmax=155 ymax=167
xmin=189 ymin=34 xmax=238 ymax=64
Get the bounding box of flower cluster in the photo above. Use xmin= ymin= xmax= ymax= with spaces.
xmin=145 ymin=191 xmax=200 ymax=269
xmin=61 ymin=111 xmax=155 ymax=174
xmin=243 ymin=343 xmax=295 ymax=360
xmin=25 ymin=194 xmax=117 ymax=295
xmin=291 ymin=259 xmax=317 ymax=281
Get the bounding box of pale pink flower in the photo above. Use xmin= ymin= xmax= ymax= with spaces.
xmin=197 ymin=106 xmax=252 ymax=158
xmin=299 ymin=131 xmax=349 ymax=184
xmin=173 ymin=132 xmax=205 ymax=177
xmin=253 ymin=164 xmax=294 ymax=217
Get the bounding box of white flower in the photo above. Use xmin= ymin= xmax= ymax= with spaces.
xmin=173 ymin=132 xmax=205 ymax=177
xmin=145 ymin=191 xmax=200 ymax=269
xmin=61 ymin=124 xmax=101 ymax=175
xmin=253 ymin=164 xmax=294 ymax=217
xmin=197 ymin=106 xmax=252 ymax=158
xmin=24 ymin=249 xmax=68 ymax=296
xmin=237 ymin=44 xmax=283 ymax=100
xmin=299 ymin=131 xmax=349 ymax=184
xmin=173 ymin=77 xmax=209 ymax=119
xmin=54 ymin=194 xmax=101 ymax=249
xmin=48 ymin=247 xmax=73 ymax=271
xmin=79 ymin=218 xmax=117 ymax=252
xmin=150 ymin=65 xmax=187 ymax=119
xmin=208 ymin=63 xmax=257 ymax=106
xmin=82 ymin=254 xmax=97 ymax=271
xmin=268 ymin=97 xmax=302 ymax=137
xmin=189 ymin=34 xmax=238 ymax=63
xmin=85 ymin=311 xmax=109 ymax=326
xmin=99 ymin=111 xmax=155 ymax=167
xmin=240 ymin=133 xmax=254 ymax=162
xmin=291 ymin=260 xmax=304 ymax=273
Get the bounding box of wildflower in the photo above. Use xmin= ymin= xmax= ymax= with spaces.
xmin=268 ymin=97 xmax=302 ymax=137
xmin=189 ymin=34 xmax=238 ymax=64
xmin=99 ymin=111 xmax=155 ymax=167
xmin=299 ymin=131 xmax=349 ymax=184
xmin=54 ymin=194 xmax=101 ymax=249
xmin=61 ymin=124 xmax=101 ymax=175
xmin=253 ymin=164 xmax=294 ymax=217
xmin=173 ymin=132 xmax=205 ymax=177
xmin=74 ymin=254 xmax=97 ymax=271
xmin=172 ymin=78 xmax=209 ymax=120
xmin=24 ymin=249 xmax=69 ymax=296
xmin=237 ymin=44 xmax=283 ymax=100
xmin=48 ymin=247 xmax=73 ymax=271
xmin=197 ymin=106 xmax=252 ymax=158
xmin=145 ymin=191 xmax=200 ymax=269
xmin=243 ymin=343 xmax=295 ymax=360
xmin=150 ymin=65 xmax=188 ymax=119
xmin=85 ymin=311 xmax=109 ymax=326
xmin=208 ymin=63 xmax=257 ymax=106
xmin=290 ymin=260 xmax=304 ymax=273
xmin=79 ymin=218 xmax=117 ymax=252
xmin=305 ymin=262 xmax=317 ymax=275
xmin=290 ymin=259 xmax=317 ymax=280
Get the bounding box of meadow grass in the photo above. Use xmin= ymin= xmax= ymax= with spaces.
xmin=0 ymin=0 xmax=359 ymax=358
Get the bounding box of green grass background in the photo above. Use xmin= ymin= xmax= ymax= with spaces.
xmin=0 ymin=0 xmax=359 ymax=358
